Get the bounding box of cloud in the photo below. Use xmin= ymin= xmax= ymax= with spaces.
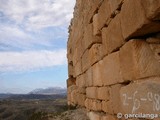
xmin=0 ymin=0 xmax=75 ymax=30
xmin=0 ymin=0 xmax=75 ymax=51
xmin=0 ymin=49 xmax=67 ymax=72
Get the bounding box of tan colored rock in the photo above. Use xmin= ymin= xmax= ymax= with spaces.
xmin=120 ymin=40 xmax=160 ymax=80
xmin=86 ymin=87 xmax=97 ymax=99
xmin=77 ymin=87 xmax=86 ymax=94
xmin=109 ymin=84 xmax=123 ymax=114
xmin=92 ymin=60 xmax=103 ymax=87
xmin=87 ymin=111 xmax=101 ymax=120
xmin=101 ymin=114 xmax=117 ymax=120
xmin=102 ymin=51 xmax=124 ymax=86
xmin=83 ymin=23 xmax=101 ymax=51
xmin=77 ymin=93 xmax=86 ymax=107
xmin=120 ymin=77 xmax=160 ymax=114
xmin=82 ymin=49 xmax=90 ymax=72
xmin=76 ymin=74 xmax=86 ymax=87
xmin=97 ymin=87 xmax=110 ymax=101
xmin=102 ymin=15 xmax=125 ymax=56
xmin=71 ymin=89 xmax=78 ymax=105
xmin=89 ymin=44 xmax=102 ymax=66
xmin=102 ymin=101 xmax=113 ymax=114
xmin=91 ymin=99 xmax=102 ymax=111
xmin=74 ymin=61 xmax=82 ymax=77
xmin=120 ymin=0 xmax=160 ymax=40
xmin=97 ymin=0 xmax=111 ymax=30
xmin=93 ymin=14 xmax=100 ymax=35
xmin=140 ymin=0 xmax=160 ymax=20
xmin=67 ymin=78 xmax=76 ymax=88
xmin=85 ymin=67 xmax=93 ymax=87
xmin=68 ymin=62 xmax=74 ymax=77
xmin=67 ymin=85 xmax=78 ymax=94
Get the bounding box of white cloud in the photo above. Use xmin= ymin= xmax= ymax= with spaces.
xmin=0 ymin=49 xmax=67 ymax=72
xmin=0 ymin=0 xmax=75 ymax=30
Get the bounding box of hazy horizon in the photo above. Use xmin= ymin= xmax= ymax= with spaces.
xmin=0 ymin=0 xmax=75 ymax=94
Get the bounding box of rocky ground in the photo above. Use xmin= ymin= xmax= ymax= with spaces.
xmin=0 ymin=98 xmax=89 ymax=120
xmin=52 ymin=108 xmax=89 ymax=120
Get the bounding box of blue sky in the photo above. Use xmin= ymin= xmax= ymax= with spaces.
xmin=0 ymin=0 xmax=75 ymax=93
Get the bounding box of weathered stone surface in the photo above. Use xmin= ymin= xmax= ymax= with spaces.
xmin=120 ymin=77 xmax=160 ymax=114
xmin=120 ymin=0 xmax=160 ymax=40
xmin=77 ymin=87 xmax=86 ymax=94
xmin=76 ymin=74 xmax=86 ymax=88
xmin=89 ymin=44 xmax=102 ymax=66
xmin=97 ymin=87 xmax=110 ymax=101
xmin=68 ymin=62 xmax=74 ymax=77
xmin=101 ymin=114 xmax=117 ymax=120
xmin=83 ymin=23 xmax=101 ymax=51
xmin=71 ymin=89 xmax=78 ymax=105
xmin=108 ymin=0 xmax=124 ymax=15
xmin=87 ymin=111 xmax=101 ymax=120
xmin=67 ymin=78 xmax=76 ymax=88
xmin=74 ymin=61 xmax=82 ymax=77
xmin=97 ymin=0 xmax=111 ymax=31
xmin=140 ymin=0 xmax=160 ymax=20
xmin=102 ymin=101 xmax=113 ymax=114
xmin=102 ymin=15 xmax=125 ymax=56
xmin=68 ymin=85 xmax=78 ymax=94
xmin=82 ymin=50 xmax=90 ymax=72
xmin=92 ymin=60 xmax=103 ymax=87
xmin=93 ymin=14 xmax=100 ymax=35
xmin=86 ymin=87 xmax=97 ymax=99
xmin=85 ymin=98 xmax=102 ymax=111
xmin=85 ymin=67 xmax=93 ymax=87
xmin=109 ymin=84 xmax=123 ymax=114
xmin=120 ymin=40 xmax=160 ymax=80
xmin=102 ymin=51 xmax=124 ymax=85
xmin=77 ymin=93 xmax=86 ymax=107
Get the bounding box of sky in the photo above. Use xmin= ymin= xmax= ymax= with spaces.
xmin=0 ymin=0 xmax=75 ymax=94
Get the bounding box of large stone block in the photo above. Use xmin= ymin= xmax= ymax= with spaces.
xmin=93 ymin=14 xmax=100 ymax=35
xmin=102 ymin=51 xmax=124 ymax=86
xmin=85 ymin=67 xmax=93 ymax=87
xmin=71 ymin=89 xmax=78 ymax=105
xmin=92 ymin=60 xmax=103 ymax=87
xmin=68 ymin=62 xmax=74 ymax=77
xmin=82 ymin=49 xmax=90 ymax=72
xmin=120 ymin=77 xmax=160 ymax=114
xmin=87 ymin=111 xmax=101 ymax=120
xmin=74 ymin=61 xmax=82 ymax=77
xmin=67 ymin=78 xmax=76 ymax=88
xmin=141 ymin=0 xmax=160 ymax=20
xmin=109 ymin=84 xmax=123 ymax=114
xmin=120 ymin=40 xmax=160 ymax=80
xmin=97 ymin=87 xmax=110 ymax=101
xmin=92 ymin=100 xmax=102 ymax=111
xmin=97 ymin=0 xmax=111 ymax=30
xmin=67 ymin=85 xmax=78 ymax=94
xmin=83 ymin=23 xmax=101 ymax=51
xmin=102 ymin=101 xmax=113 ymax=114
xmin=76 ymin=74 xmax=86 ymax=87
xmin=102 ymin=15 xmax=125 ymax=56
xmin=77 ymin=87 xmax=86 ymax=94
xmin=89 ymin=43 xmax=102 ymax=66
xmin=120 ymin=0 xmax=160 ymax=40
xmin=77 ymin=93 xmax=86 ymax=107
xmin=86 ymin=87 xmax=97 ymax=99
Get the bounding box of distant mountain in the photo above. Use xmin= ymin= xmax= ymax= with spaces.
xmin=29 ymin=87 xmax=67 ymax=95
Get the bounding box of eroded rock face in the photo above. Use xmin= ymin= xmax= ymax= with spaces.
xmin=67 ymin=0 xmax=160 ymax=119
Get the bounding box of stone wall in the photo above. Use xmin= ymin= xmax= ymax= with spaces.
xmin=67 ymin=0 xmax=160 ymax=119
